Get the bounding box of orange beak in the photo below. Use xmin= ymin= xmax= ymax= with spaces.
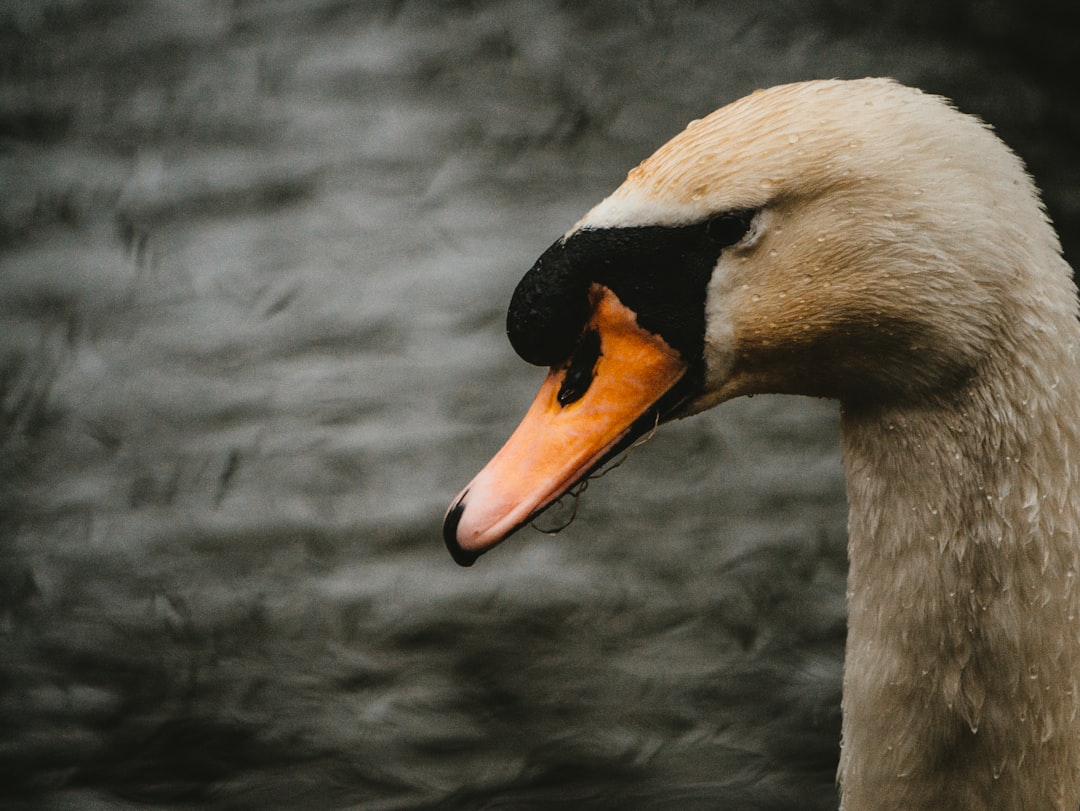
xmin=443 ymin=285 xmax=691 ymax=566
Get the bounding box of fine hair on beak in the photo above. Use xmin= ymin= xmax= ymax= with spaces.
xmin=530 ymin=411 xmax=662 ymax=535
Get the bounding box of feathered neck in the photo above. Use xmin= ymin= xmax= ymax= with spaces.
xmin=838 ymin=305 xmax=1080 ymax=809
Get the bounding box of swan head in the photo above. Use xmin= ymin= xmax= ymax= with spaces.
xmin=443 ymin=77 xmax=1065 ymax=565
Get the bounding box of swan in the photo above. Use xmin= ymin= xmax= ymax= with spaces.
xmin=441 ymin=78 xmax=1080 ymax=810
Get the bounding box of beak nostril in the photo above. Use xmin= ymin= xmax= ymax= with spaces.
xmin=557 ymin=329 xmax=602 ymax=406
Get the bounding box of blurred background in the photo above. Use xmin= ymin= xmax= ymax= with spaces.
xmin=1 ymin=1 xmax=1077 ymax=808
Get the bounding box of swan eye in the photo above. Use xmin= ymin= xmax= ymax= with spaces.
xmin=557 ymin=329 xmax=602 ymax=406
xmin=705 ymin=210 xmax=755 ymax=247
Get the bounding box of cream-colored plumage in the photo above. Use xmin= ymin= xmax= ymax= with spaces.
xmin=583 ymin=79 xmax=1080 ymax=809
xmin=443 ymin=77 xmax=1080 ymax=808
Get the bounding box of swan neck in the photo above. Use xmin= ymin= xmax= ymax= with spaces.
xmin=836 ymin=340 xmax=1080 ymax=809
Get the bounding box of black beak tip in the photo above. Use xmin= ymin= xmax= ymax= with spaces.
xmin=442 ymin=497 xmax=481 ymax=568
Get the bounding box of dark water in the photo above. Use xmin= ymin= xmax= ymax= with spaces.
xmin=1 ymin=2 xmax=1076 ymax=809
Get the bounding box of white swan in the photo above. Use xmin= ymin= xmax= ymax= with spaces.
xmin=442 ymin=78 xmax=1080 ymax=810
